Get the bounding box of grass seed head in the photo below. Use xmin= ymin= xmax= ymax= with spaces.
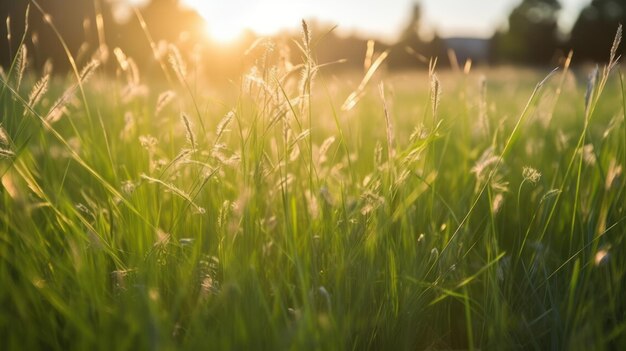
xmin=15 ymin=44 xmax=28 ymax=90
xmin=581 ymin=144 xmax=597 ymax=166
xmin=585 ymin=66 xmax=599 ymax=114
xmin=139 ymin=135 xmax=158 ymax=151
xmin=169 ymin=44 xmax=187 ymax=83
xmin=26 ymin=74 xmax=50 ymax=114
xmin=181 ymin=113 xmax=197 ymax=150
xmin=5 ymin=16 xmax=10 ymax=42
xmin=113 ymin=47 xmax=129 ymax=71
xmin=595 ymin=249 xmax=610 ymax=266
xmin=120 ymin=112 xmax=136 ymax=142
xmin=79 ymin=59 xmax=100 ymax=83
xmin=491 ymin=193 xmax=504 ymax=214
xmin=317 ymin=136 xmax=336 ymax=165
xmin=42 ymin=59 xmax=53 ymax=76
xmin=216 ymin=111 xmax=235 ymax=140
xmin=522 ymin=167 xmax=541 ymax=184
xmin=155 ymin=90 xmax=176 ymax=116
xmin=0 ymin=147 xmax=14 ymax=159
xmin=301 ymin=19 xmax=311 ymax=53
xmin=305 ymin=190 xmax=320 ymax=218
xmin=0 ymin=124 xmax=9 ymax=145
xmin=605 ymin=159 xmax=622 ymax=190
xmin=609 ymin=24 xmax=622 ymax=69
xmin=430 ymin=73 xmax=441 ymax=116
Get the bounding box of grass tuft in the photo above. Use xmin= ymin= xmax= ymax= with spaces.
xmin=0 ymin=12 xmax=625 ymax=351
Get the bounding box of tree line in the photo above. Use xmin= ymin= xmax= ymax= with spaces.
xmin=492 ymin=0 xmax=626 ymax=64
xmin=0 ymin=0 xmax=624 ymax=80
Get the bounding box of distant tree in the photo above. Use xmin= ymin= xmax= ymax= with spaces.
xmin=0 ymin=0 xmax=207 ymax=74
xmin=388 ymin=2 xmax=443 ymax=69
xmin=493 ymin=0 xmax=561 ymax=64
xmin=0 ymin=1 xmax=29 ymax=68
xmin=111 ymin=0 xmax=207 ymax=75
xmin=136 ymin=0 xmax=204 ymax=42
xmin=0 ymin=0 xmax=117 ymax=72
xmin=399 ymin=3 xmax=422 ymax=46
xmin=569 ymin=0 xmax=625 ymax=62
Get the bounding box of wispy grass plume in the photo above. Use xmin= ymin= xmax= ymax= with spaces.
xmin=25 ymin=74 xmax=49 ymax=114
xmin=181 ymin=113 xmax=196 ymax=150
xmin=168 ymin=44 xmax=187 ymax=84
xmin=0 ymin=148 xmax=14 ymax=158
xmin=216 ymin=110 xmax=234 ymax=142
xmin=0 ymin=124 xmax=9 ymax=145
xmin=430 ymin=73 xmax=441 ymax=117
xmin=342 ymin=49 xmax=389 ymax=111
xmin=301 ymin=19 xmax=311 ymax=54
xmin=155 ymin=90 xmax=176 ymax=116
xmin=79 ymin=59 xmax=100 ymax=83
xmin=140 ymin=174 xmax=205 ymax=214
xmin=15 ymin=44 xmax=27 ymax=90
xmin=379 ymin=82 xmax=395 ymax=162
xmin=609 ymin=24 xmax=622 ymax=70
xmin=2 ymin=10 xmax=626 ymax=351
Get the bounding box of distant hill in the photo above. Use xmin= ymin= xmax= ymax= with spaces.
xmin=443 ymin=37 xmax=490 ymax=64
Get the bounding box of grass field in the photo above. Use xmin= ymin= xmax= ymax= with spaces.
xmin=1 ymin=23 xmax=626 ymax=350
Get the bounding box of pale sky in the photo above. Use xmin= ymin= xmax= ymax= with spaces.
xmin=423 ymin=0 xmax=590 ymax=37
xmin=127 ymin=0 xmax=593 ymax=42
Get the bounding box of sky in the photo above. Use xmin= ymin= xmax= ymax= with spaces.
xmin=423 ymin=0 xmax=590 ymax=37
xmin=128 ymin=0 xmax=593 ymax=42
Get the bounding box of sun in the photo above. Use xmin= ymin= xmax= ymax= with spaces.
xmin=181 ymin=0 xmax=305 ymax=43
xmin=188 ymin=1 xmax=246 ymax=43
xmin=204 ymin=22 xmax=243 ymax=43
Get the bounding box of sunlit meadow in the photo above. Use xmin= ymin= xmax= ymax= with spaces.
xmin=1 ymin=4 xmax=625 ymax=351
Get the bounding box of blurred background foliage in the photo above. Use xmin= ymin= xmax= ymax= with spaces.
xmin=0 ymin=0 xmax=625 ymax=80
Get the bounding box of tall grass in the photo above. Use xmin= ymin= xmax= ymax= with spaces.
xmin=1 ymin=10 xmax=625 ymax=351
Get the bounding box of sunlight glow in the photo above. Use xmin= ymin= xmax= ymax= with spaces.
xmin=204 ymin=21 xmax=243 ymax=43
xmin=182 ymin=0 xmax=306 ymax=42
xmin=131 ymin=0 xmax=591 ymax=43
